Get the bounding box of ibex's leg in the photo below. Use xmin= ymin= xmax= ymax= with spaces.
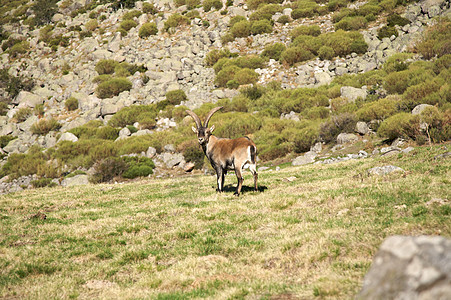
xmin=215 ymin=168 xmax=224 ymax=192
xmin=249 ymin=163 xmax=258 ymax=191
xmin=234 ymin=168 xmax=244 ymax=196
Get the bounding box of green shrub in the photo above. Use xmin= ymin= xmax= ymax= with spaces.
xmin=318 ymin=30 xmax=367 ymax=56
xmin=291 ymin=34 xmax=322 ymax=54
xmin=14 ymin=107 xmax=32 ymax=122
xmin=33 ymin=0 xmax=57 ymax=26
xmin=164 ymin=13 xmax=190 ymax=32
xmin=0 ymin=69 xmax=34 ymax=99
xmin=215 ymin=65 xmax=240 ymax=87
xmin=205 ymin=49 xmax=235 ymax=66
xmin=122 ymin=156 xmax=155 ymax=178
xmin=203 ymin=0 xmax=223 ymax=11
xmin=335 ymin=16 xmax=367 ymax=31
xmin=415 ymin=18 xmax=450 ymax=59
xmin=234 ymin=55 xmax=266 ymax=69
xmin=0 ymin=146 xmax=53 ymax=179
xmin=234 ymin=68 xmax=259 ymax=86
xmin=291 ymin=5 xmax=318 ymax=19
xmin=166 ymin=89 xmax=187 ymax=105
xmin=30 ymin=118 xmax=61 ymax=135
xmin=183 ymin=143 xmax=204 ymax=169
xmin=378 ymin=25 xmax=398 ymax=39
xmin=433 ymin=54 xmax=451 ymax=74
xmin=280 ymin=47 xmax=314 ymax=65
xmin=303 ymin=106 xmax=329 ymax=119
xmin=65 ymin=97 xmax=78 ymax=111
xmin=383 ymin=53 xmax=412 ymax=73
xmin=143 ymin=2 xmax=158 ymax=14
xmin=277 ymin=15 xmax=290 ymax=24
xmin=293 ymin=126 xmax=319 ymax=153
xmin=90 ymin=157 xmax=127 ymax=183
xmin=0 ymin=135 xmax=16 ymax=148
xmin=251 ymin=19 xmax=273 ymax=35
xmin=213 ymin=112 xmax=262 ymax=139
xmin=377 ymin=112 xmax=419 ymax=140
xmin=93 ymin=74 xmax=113 ymax=84
xmin=31 ymin=178 xmax=53 ymax=188
xmin=108 ymin=105 xmax=158 ymax=128
xmin=39 ymin=25 xmax=53 ymax=43
xmin=230 ymin=20 xmax=251 ymax=38
xmin=261 ymin=43 xmax=286 ymax=61
xmin=85 ymin=19 xmax=98 ymax=31
xmin=290 ymin=25 xmax=321 ymax=39
xmin=120 ymin=19 xmax=138 ymax=32
xmin=138 ymin=22 xmax=158 ymax=38
xmin=9 ymin=41 xmax=29 ymax=58
xmin=95 ymin=126 xmax=119 ymax=140
xmin=401 ymin=77 xmax=446 ymax=110
xmin=95 ymin=59 xmax=119 ymax=75
xmin=319 ymin=113 xmax=357 ymax=143
xmin=318 ymin=46 xmax=335 ymax=60
xmin=356 ymin=97 xmax=398 ymax=122
xmin=229 ymin=16 xmax=247 ymax=28
xmin=387 ymin=14 xmax=410 ymax=27
xmin=96 ymin=78 xmax=132 ymax=99
xmin=123 ymin=10 xmax=142 ymax=20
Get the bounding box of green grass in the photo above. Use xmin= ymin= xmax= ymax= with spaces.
xmin=0 ymin=145 xmax=449 ymax=298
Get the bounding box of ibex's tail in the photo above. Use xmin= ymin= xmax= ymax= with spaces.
xmin=250 ymin=144 xmax=257 ymax=164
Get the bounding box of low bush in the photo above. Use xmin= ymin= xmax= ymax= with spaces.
xmin=318 ymin=46 xmax=335 ymax=60
xmin=377 ymin=25 xmax=397 ymax=39
xmin=0 ymin=135 xmax=16 ymax=148
xmin=234 ymin=68 xmax=259 ymax=86
xmin=280 ymin=47 xmax=314 ymax=66
xmin=356 ymin=97 xmax=399 ymax=122
xmin=96 ymin=78 xmax=132 ymax=99
xmin=377 ymin=112 xmax=419 ymax=140
xmin=335 ymin=16 xmax=367 ymax=31
xmin=293 ymin=125 xmax=319 ymax=152
xmin=205 ymin=49 xmax=235 ymax=67
xmin=290 ymin=25 xmax=321 ymax=39
xmin=0 ymin=146 xmax=52 ymax=179
xmin=166 ymin=89 xmax=187 ymax=105
xmin=122 ymin=9 xmax=141 ymax=20
xmin=415 ymin=18 xmax=450 ymax=59
xmin=319 ymin=113 xmax=357 ymax=143
xmin=30 ymin=118 xmax=61 ymax=135
xmin=31 ymin=178 xmax=53 ymax=188
xmin=230 ymin=20 xmax=251 ymax=38
xmin=383 ymin=53 xmax=412 ymax=73
xmin=251 ymin=19 xmax=273 ymax=35
xmin=65 ymin=97 xmax=78 ymax=111
xmin=108 ymin=105 xmax=158 ymax=128
xmin=90 ymin=157 xmax=127 ymax=183
xmin=14 ymin=108 xmax=32 ymax=122
xmin=387 ymin=14 xmax=410 ymax=27
xmin=215 ymin=65 xmax=240 ymax=87
xmin=277 ymin=15 xmax=290 ymax=24
xmin=261 ymin=43 xmax=286 ymax=61
xmin=9 ymin=41 xmax=29 ymax=58
xmin=85 ymin=19 xmax=98 ymax=31
xmin=182 ymin=143 xmax=204 ymax=169
xmin=143 ymin=2 xmax=158 ymax=14
xmin=120 ymin=19 xmax=138 ymax=32
xmin=122 ymin=156 xmax=155 ymax=178
xmin=139 ymin=22 xmax=158 ymax=38
xmin=164 ymin=13 xmax=190 ymax=32
xmin=432 ymin=54 xmax=451 ymax=74
xmin=95 ymin=59 xmax=119 ymax=75
xmin=203 ymin=0 xmax=223 ymax=11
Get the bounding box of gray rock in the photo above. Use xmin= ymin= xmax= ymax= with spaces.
xmin=368 ymin=165 xmax=404 ymax=175
xmin=146 ymin=146 xmax=157 ymax=158
xmin=164 ymin=144 xmax=176 ymax=153
xmin=412 ymin=104 xmax=433 ymax=115
xmin=61 ymin=174 xmax=89 ymax=187
xmin=355 ymin=121 xmax=369 ymax=135
xmin=292 ymin=155 xmax=315 ymax=166
xmin=314 ymin=72 xmax=332 ymax=86
xmin=119 ymin=127 xmax=131 ymax=138
xmin=337 ymin=133 xmax=359 ymax=144
xmin=183 ymin=162 xmax=195 ymax=172
xmin=15 ymin=91 xmax=44 ymax=108
xmin=311 ymin=142 xmax=322 ymax=153
xmin=58 ymin=132 xmax=79 ymax=143
xmin=402 ymin=146 xmax=415 ymax=154
xmin=381 ymin=146 xmax=401 ymax=156
xmin=357 ymin=235 xmax=451 ymax=300
xmin=335 ymin=67 xmax=348 ymax=76
xmin=162 ymin=152 xmax=185 ymax=168
xmin=341 ymin=86 xmax=367 ymax=102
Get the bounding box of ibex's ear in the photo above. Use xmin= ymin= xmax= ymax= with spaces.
xmin=209 ymin=125 xmax=215 ymax=133
xmin=192 ymin=126 xmax=198 ymax=134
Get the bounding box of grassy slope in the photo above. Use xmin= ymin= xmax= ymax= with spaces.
xmin=0 ymin=145 xmax=450 ymax=299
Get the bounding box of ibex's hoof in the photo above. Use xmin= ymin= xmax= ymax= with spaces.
xmin=234 ymin=192 xmax=240 ymax=196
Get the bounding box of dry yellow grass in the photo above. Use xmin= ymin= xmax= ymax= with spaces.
xmin=0 ymin=145 xmax=449 ymax=299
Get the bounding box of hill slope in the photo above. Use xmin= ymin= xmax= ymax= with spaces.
xmin=1 ymin=144 xmax=449 ymax=298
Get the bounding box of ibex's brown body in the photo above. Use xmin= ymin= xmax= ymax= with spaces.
xmin=186 ymin=107 xmax=258 ymax=196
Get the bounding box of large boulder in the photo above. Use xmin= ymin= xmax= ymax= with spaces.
xmin=412 ymin=104 xmax=433 ymax=115
xmin=61 ymin=174 xmax=89 ymax=187
xmin=14 ymin=91 xmax=44 ymax=108
xmin=340 ymin=86 xmax=367 ymax=102
xmin=358 ymin=235 xmax=451 ymax=300
xmin=337 ymin=133 xmax=359 ymax=144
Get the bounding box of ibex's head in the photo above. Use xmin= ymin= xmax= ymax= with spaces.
xmin=186 ymin=106 xmax=223 ymax=145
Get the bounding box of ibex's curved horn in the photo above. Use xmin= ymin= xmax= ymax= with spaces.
xmin=185 ymin=110 xmax=203 ymax=128
xmin=204 ymin=106 xmax=223 ymax=128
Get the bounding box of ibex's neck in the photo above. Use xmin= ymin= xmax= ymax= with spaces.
xmin=202 ymin=135 xmax=218 ymax=155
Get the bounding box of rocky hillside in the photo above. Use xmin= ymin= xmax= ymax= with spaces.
xmin=0 ymin=0 xmax=450 ymax=193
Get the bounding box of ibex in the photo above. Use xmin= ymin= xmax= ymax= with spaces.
xmin=186 ymin=107 xmax=258 ymax=196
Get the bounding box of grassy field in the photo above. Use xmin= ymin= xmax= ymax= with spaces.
xmin=0 ymin=144 xmax=450 ymax=299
